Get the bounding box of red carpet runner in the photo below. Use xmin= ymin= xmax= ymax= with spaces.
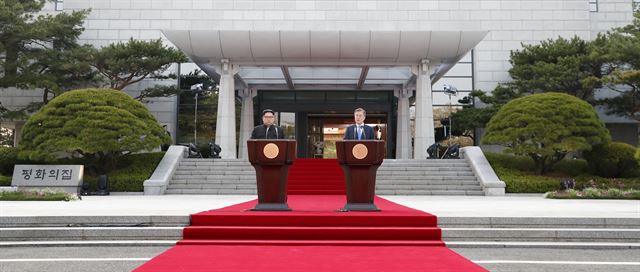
xmin=134 ymin=195 xmax=488 ymax=271
xmin=287 ymin=159 xmax=345 ymax=195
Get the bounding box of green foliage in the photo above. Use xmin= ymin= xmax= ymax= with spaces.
xmin=0 ymin=0 xmax=92 ymax=114
xmin=451 ymin=85 xmax=521 ymax=137
xmin=0 ymin=175 xmax=11 ymax=186
xmin=482 ymin=92 xmax=610 ymax=174
xmin=91 ymin=38 xmax=188 ymax=100
xmin=177 ymin=70 xmax=220 ymax=144
xmin=465 ymin=14 xmax=640 ymax=130
xmin=584 ymin=142 xmax=640 ymax=178
xmin=551 ymin=159 xmax=589 ymax=177
xmin=484 ymin=152 xmax=535 ymax=172
xmin=546 ymin=188 xmax=640 ymax=200
xmin=597 ymin=12 xmax=640 ymax=121
xmin=0 ymin=146 xmax=19 ymax=175
xmin=492 ymin=166 xmax=560 ymax=193
xmin=82 ymin=152 xmax=164 ymax=192
xmin=1 ymin=3 xmax=189 ymax=117
xmin=509 ymin=36 xmax=603 ymax=100
xmin=485 ymin=151 xmax=640 ymax=193
xmin=28 ymin=44 xmax=98 ymax=102
xmin=0 ymin=189 xmax=79 ymax=201
xmin=18 ymin=89 xmax=170 ymax=174
xmin=0 ymin=125 xmax=15 ymax=147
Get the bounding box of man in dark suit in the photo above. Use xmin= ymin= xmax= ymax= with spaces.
xmin=343 ymin=108 xmax=374 ymax=140
xmin=251 ymin=109 xmax=286 ymax=139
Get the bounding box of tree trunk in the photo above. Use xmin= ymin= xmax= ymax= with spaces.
xmin=3 ymin=41 xmax=19 ymax=86
xmin=42 ymin=89 xmax=50 ymax=104
xmin=531 ymin=155 xmax=547 ymax=175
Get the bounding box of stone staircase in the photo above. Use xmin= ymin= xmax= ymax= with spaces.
xmin=376 ymin=159 xmax=484 ymax=195
xmin=165 ymin=159 xmax=256 ymax=195
xmin=166 ymin=158 xmax=484 ymax=195
xmin=3 ymin=216 xmax=638 ymax=249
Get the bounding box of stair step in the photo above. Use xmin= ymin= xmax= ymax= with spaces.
xmin=169 ymin=179 xmax=256 ymax=185
xmin=441 ymin=228 xmax=640 ymax=242
xmin=177 ymin=239 xmax=445 ymax=246
xmin=378 ymin=172 xmax=475 ymax=176
xmin=167 ymin=184 xmax=257 ymax=190
xmin=0 ymin=227 xmax=183 ymax=241
xmin=377 ymin=177 xmax=478 ymax=181
xmin=167 ymin=158 xmax=484 ymax=195
xmin=377 ymin=190 xmax=484 ymax=195
xmin=376 ymin=185 xmax=482 ymax=190
xmin=288 ymin=190 xmax=345 ymax=195
xmin=288 ymin=181 xmax=343 ymax=184
xmin=165 ymin=189 xmax=255 ymax=194
xmin=288 ymin=185 xmax=345 ymax=190
xmin=376 ymin=181 xmax=479 ymax=185
xmin=183 ymin=226 xmax=442 ymax=240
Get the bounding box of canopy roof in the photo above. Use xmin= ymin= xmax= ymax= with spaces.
xmin=163 ymin=30 xmax=488 ymax=90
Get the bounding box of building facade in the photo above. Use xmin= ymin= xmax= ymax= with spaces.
xmin=1 ymin=0 xmax=637 ymax=157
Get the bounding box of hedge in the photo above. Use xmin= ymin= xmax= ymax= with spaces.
xmin=82 ymin=152 xmax=165 ymax=192
xmin=485 ymin=152 xmax=640 ymax=193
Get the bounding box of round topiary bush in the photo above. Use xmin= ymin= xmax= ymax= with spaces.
xmin=482 ymin=92 xmax=610 ymax=174
xmin=584 ymin=142 xmax=640 ymax=178
xmin=19 ymin=88 xmax=170 ymax=174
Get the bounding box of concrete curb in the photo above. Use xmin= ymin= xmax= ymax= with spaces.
xmin=460 ymin=146 xmax=505 ymax=196
xmin=143 ymin=145 xmax=188 ymax=195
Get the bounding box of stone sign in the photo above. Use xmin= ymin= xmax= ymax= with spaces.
xmin=12 ymin=165 xmax=84 ymax=194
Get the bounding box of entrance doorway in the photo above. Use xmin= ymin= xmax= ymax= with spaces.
xmin=307 ymin=114 xmax=387 ymax=159
xmin=256 ymin=90 xmax=395 ymax=158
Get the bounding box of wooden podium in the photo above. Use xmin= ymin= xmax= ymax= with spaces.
xmin=247 ymin=139 xmax=296 ymax=211
xmin=336 ymin=140 xmax=385 ymax=211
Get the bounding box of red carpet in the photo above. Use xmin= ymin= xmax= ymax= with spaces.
xmin=287 ymin=159 xmax=345 ymax=195
xmin=134 ymin=195 xmax=488 ymax=272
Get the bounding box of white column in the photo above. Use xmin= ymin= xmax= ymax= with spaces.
xmin=215 ymin=59 xmax=238 ymax=159
xmin=394 ymin=88 xmax=412 ymax=159
xmin=238 ymin=88 xmax=255 ymax=159
xmin=13 ymin=121 xmax=24 ymax=147
xmin=413 ymin=59 xmax=435 ymax=159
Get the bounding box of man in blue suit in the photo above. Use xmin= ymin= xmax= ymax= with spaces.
xmin=343 ymin=108 xmax=374 ymax=140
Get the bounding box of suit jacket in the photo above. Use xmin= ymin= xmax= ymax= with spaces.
xmin=251 ymin=125 xmax=286 ymax=139
xmin=343 ymin=124 xmax=374 ymax=140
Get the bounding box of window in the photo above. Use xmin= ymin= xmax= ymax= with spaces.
xmin=55 ymin=0 xmax=64 ymax=11
xmin=431 ymin=51 xmax=474 ymax=107
xmin=589 ymin=0 xmax=598 ymax=12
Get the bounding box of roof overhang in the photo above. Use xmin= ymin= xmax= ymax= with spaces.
xmin=163 ymin=30 xmax=488 ymax=89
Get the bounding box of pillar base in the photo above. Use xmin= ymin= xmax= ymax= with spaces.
xmin=250 ymin=203 xmax=292 ymax=211
xmin=340 ymin=203 xmax=380 ymax=212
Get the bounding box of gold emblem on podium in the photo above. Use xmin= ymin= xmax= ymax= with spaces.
xmin=352 ymin=143 xmax=368 ymax=159
xmin=263 ymin=143 xmax=279 ymax=159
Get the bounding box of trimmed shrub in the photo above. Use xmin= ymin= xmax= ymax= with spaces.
xmin=82 ymin=152 xmax=164 ymax=192
xmin=584 ymin=142 xmax=640 ymax=178
xmin=0 ymin=175 xmax=11 ymax=186
xmin=0 ymin=147 xmax=19 ymax=176
xmin=19 ymin=89 xmax=170 ymax=175
xmin=551 ymin=159 xmax=588 ymax=177
xmin=481 ymin=92 xmax=610 ymax=174
xmin=484 ymin=152 xmax=536 ymax=172
xmin=492 ymin=166 xmax=560 ymax=193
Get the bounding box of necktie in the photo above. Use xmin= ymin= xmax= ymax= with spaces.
xmin=357 ymin=126 xmax=362 ymax=140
